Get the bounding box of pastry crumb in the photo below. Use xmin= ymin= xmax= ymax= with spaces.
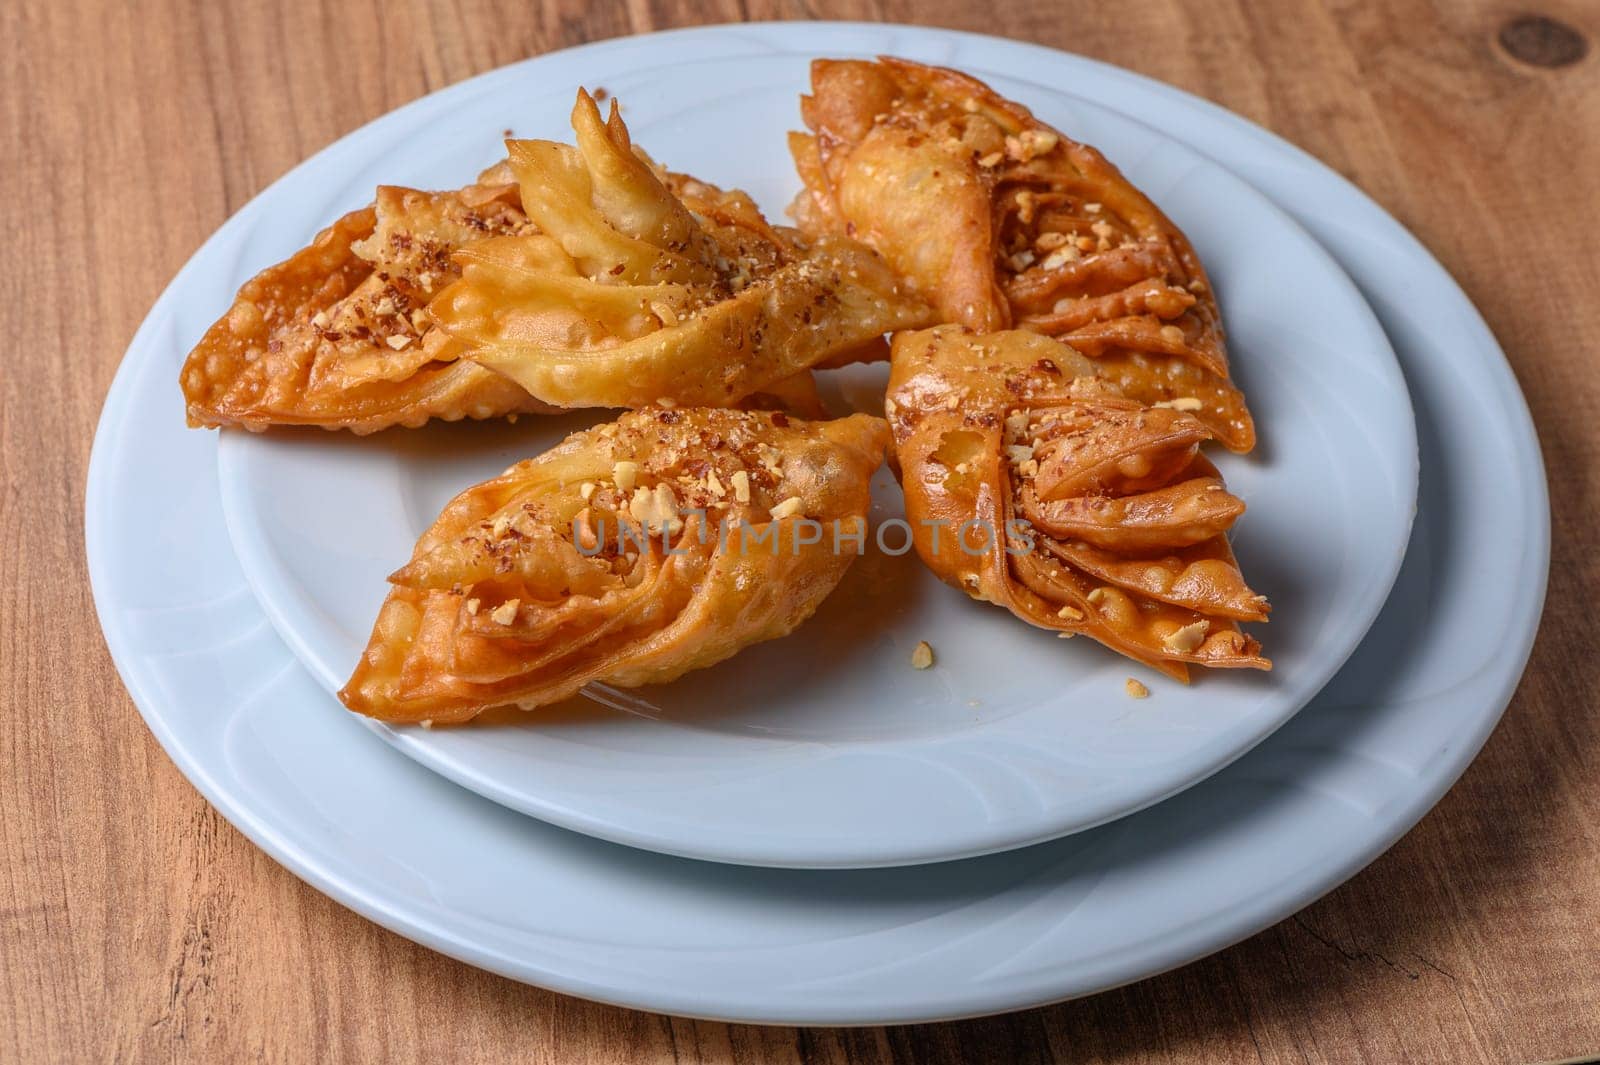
xmin=1125 ymin=678 xmax=1150 ymax=699
xmin=910 ymin=640 xmax=935 ymax=670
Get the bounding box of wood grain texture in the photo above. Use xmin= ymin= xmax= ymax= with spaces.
xmin=3 ymin=0 xmax=1597 ymax=1060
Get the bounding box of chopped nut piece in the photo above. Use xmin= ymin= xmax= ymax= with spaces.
xmin=1086 ymin=586 xmax=1112 ymax=606
xmin=1040 ymin=245 xmax=1080 ymax=270
xmin=1154 ymin=396 xmax=1204 ymax=412
xmin=1004 ymin=443 xmax=1035 ymax=466
xmin=490 ymin=512 xmax=513 ymax=540
xmin=629 ymin=483 xmax=683 ymax=535
xmin=579 ymin=481 xmax=597 ymax=500
xmin=910 ymin=640 xmax=935 ymax=669
xmin=649 ymin=300 xmax=679 ymax=326
xmin=1125 ymin=677 xmax=1150 ymax=699
xmin=769 ymin=495 xmax=804 ymax=520
xmin=464 ymin=598 xmax=481 ymax=616
xmin=1163 ymin=620 xmax=1209 ymax=653
xmin=1057 ymin=605 xmax=1084 ymax=621
xmin=385 ymin=334 xmax=412 ymax=350
xmin=1018 ymin=129 xmax=1059 ymax=156
xmin=574 ymin=508 xmax=600 ymax=550
xmin=730 ymin=469 xmax=751 ymax=504
xmin=978 ymin=151 xmax=1004 ymax=168
xmin=1159 ymin=325 xmax=1186 ymax=345
xmin=420 ymin=718 xmax=434 ymax=729
xmin=1034 ymin=231 xmax=1070 ymax=252
xmin=705 ymin=469 xmax=725 ymax=497
xmin=490 ymin=599 xmax=520 ymax=625
xmin=375 ymin=297 xmax=397 ymax=316
xmin=612 ymin=460 xmax=639 ymax=491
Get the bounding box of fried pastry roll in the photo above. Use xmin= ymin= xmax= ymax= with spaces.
xmin=341 ymin=408 xmax=889 ymax=722
xmin=792 ymin=57 xmax=1255 ymax=451
xmin=181 ymin=166 xmax=556 ymax=433
xmin=887 ymin=326 xmax=1268 ymax=681
xmin=427 ymin=90 xmax=932 ymax=409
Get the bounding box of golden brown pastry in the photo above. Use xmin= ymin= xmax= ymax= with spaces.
xmin=887 ymin=326 xmax=1268 ymax=681
xmin=341 ymin=407 xmax=889 ymax=723
xmin=427 ymin=90 xmax=932 ymax=409
xmin=791 ymin=57 xmax=1255 ymax=452
xmin=181 ymin=167 xmax=556 ymax=433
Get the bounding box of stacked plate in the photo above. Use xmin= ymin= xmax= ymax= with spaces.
xmin=87 ymin=23 xmax=1548 ymax=1024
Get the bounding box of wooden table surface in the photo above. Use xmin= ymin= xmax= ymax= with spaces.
xmin=5 ymin=0 xmax=1597 ymax=1061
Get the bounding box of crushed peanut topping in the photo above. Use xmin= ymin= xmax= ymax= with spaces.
xmin=1163 ymin=620 xmax=1209 ymax=653
xmin=730 ymin=469 xmax=751 ymax=504
xmin=1057 ymin=605 xmax=1084 ymax=621
xmin=1159 ymin=325 xmax=1186 ymax=345
xmin=1086 ymin=587 xmax=1112 ymax=606
xmin=1125 ymin=677 xmax=1150 ymax=699
xmin=910 ymin=640 xmax=935 ymax=670
xmin=769 ymin=495 xmax=804 ymax=521
xmin=490 ymin=599 xmax=520 ymax=625
xmin=464 ymin=598 xmax=481 ymax=616
xmin=1153 ymin=396 xmax=1204 ymax=412
xmin=579 ymin=481 xmax=597 ymax=500
xmin=978 ymin=151 xmax=1004 ymax=168
xmin=705 ymin=469 xmax=725 ymax=497
xmin=386 ymin=334 xmax=412 ymax=350
xmin=612 ymin=460 xmax=639 ymax=491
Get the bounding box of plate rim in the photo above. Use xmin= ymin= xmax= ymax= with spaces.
xmin=210 ymin=42 xmax=1419 ymax=868
xmin=85 ymin=21 xmax=1549 ymax=1025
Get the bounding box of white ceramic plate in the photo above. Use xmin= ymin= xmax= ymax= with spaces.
xmin=87 ymin=24 xmax=1547 ymax=1024
xmin=212 ymin=44 xmax=1416 ymax=869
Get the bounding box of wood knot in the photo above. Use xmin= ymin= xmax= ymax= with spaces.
xmin=1498 ymin=14 xmax=1588 ymax=68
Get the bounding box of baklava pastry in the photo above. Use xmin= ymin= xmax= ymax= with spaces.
xmin=791 ymin=57 xmax=1255 ymax=452
xmin=181 ymin=167 xmax=555 ymax=433
xmin=340 ymin=407 xmax=889 ymax=723
xmin=427 ymin=90 xmax=932 ymax=409
xmin=887 ymin=326 xmax=1268 ymax=680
